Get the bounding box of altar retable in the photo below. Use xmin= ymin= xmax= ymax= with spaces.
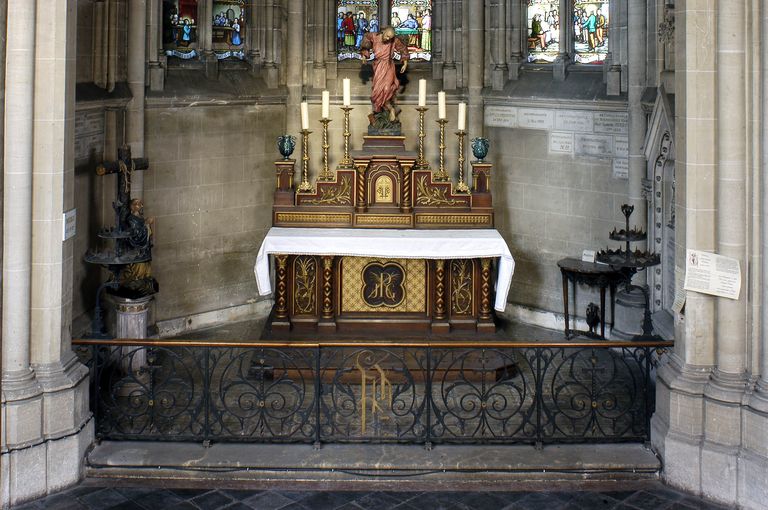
xmin=256 ymin=72 xmax=513 ymax=335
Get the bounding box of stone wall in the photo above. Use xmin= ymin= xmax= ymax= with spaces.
xmin=143 ymin=103 xmax=285 ymax=321
xmin=486 ymin=97 xmax=630 ymax=317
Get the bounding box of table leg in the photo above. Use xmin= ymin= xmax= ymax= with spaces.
xmin=561 ymin=271 xmax=569 ymax=338
xmin=600 ymin=286 xmax=606 ymax=339
xmin=610 ymin=283 xmax=616 ymax=330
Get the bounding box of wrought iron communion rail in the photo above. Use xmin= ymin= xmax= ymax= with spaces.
xmin=73 ymin=339 xmax=671 ymax=448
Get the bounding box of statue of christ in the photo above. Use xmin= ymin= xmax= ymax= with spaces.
xmin=360 ymin=26 xmax=409 ymax=126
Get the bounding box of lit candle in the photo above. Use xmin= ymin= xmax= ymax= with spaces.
xmin=321 ymin=91 xmax=330 ymax=119
xmin=457 ymin=102 xmax=466 ymax=131
xmin=418 ymin=79 xmax=427 ymax=107
xmin=343 ymin=78 xmax=351 ymax=106
xmin=438 ymin=91 xmax=446 ymax=120
xmin=301 ymin=102 xmax=309 ymax=130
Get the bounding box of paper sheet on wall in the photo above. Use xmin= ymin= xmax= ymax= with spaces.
xmin=683 ymin=249 xmax=741 ymax=300
xmin=671 ymin=266 xmax=686 ymax=314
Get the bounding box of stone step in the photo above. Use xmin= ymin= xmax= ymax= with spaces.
xmin=87 ymin=441 xmax=661 ymax=488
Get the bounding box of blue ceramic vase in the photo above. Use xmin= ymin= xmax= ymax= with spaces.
xmin=471 ymin=137 xmax=490 ymax=162
xmin=277 ymin=135 xmax=296 ymax=160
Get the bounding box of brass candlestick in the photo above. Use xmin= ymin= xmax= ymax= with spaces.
xmin=297 ymin=129 xmax=314 ymax=192
xmin=455 ymin=130 xmax=469 ymax=193
xmin=415 ymin=107 xmax=429 ymax=168
xmin=435 ymin=119 xmax=449 ymax=181
xmin=318 ymin=118 xmax=332 ymax=181
xmin=339 ymin=106 xmax=354 ymax=168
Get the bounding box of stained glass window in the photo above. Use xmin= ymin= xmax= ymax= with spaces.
xmin=573 ymin=0 xmax=608 ymax=64
xmin=526 ymin=0 xmax=560 ymax=63
xmin=212 ymin=0 xmax=246 ymax=59
xmin=337 ymin=1 xmax=379 ymax=61
xmin=163 ymin=0 xmax=198 ymax=56
xmin=391 ymin=0 xmax=432 ymax=61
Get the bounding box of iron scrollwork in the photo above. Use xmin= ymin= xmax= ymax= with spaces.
xmin=78 ymin=342 xmax=666 ymax=446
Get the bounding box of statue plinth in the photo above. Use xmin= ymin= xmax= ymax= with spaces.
xmin=362 ymin=135 xmax=407 ymax=152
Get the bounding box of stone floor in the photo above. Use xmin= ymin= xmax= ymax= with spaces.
xmin=13 ymin=479 xmax=729 ymax=510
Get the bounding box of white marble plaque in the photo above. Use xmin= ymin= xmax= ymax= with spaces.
xmin=484 ymin=106 xmax=518 ymax=128
xmin=549 ymin=132 xmax=574 ymax=154
xmin=575 ymin=133 xmax=614 ymax=157
xmin=555 ymin=110 xmax=593 ymax=132
xmin=594 ymin=111 xmax=629 ymax=135
xmin=612 ymin=157 xmax=629 ymax=179
xmin=63 ymin=209 xmax=76 ymax=241
xmin=518 ymin=108 xmax=554 ymax=130
xmin=614 ymin=136 xmax=629 ymax=157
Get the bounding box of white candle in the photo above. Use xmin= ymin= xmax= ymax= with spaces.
xmin=321 ymin=91 xmax=330 ymax=119
xmin=343 ymin=78 xmax=351 ymax=106
xmin=457 ymin=102 xmax=466 ymax=131
xmin=300 ymin=102 xmax=309 ymax=130
xmin=418 ymin=79 xmax=427 ymax=107
xmin=438 ymin=91 xmax=446 ymax=120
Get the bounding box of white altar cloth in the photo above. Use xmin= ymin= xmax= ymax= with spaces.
xmin=254 ymin=227 xmax=515 ymax=312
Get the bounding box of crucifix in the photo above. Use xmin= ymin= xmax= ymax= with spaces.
xmin=96 ymin=144 xmax=150 ymax=235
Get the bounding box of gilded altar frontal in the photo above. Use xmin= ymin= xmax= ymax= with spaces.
xmin=2 ymin=1 xmax=768 ymax=508
xmin=342 ymin=257 xmax=426 ymax=312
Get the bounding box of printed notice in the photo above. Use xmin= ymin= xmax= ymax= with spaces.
xmin=549 ymin=132 xmax=574 ymax=154
xmin=484 ymin=106 xmax=518 ymax=128
xmin=683 ymin=249 xmax=742 ymax=300
xmin=518 ymin=108 xmax=554 ymax=130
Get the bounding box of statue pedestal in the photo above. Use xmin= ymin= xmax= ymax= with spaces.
xmin=106 ymin=295 xmax=154 ymax=384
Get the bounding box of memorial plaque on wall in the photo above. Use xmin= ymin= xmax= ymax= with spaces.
xmin=612 ymin=157 xmax=629 ymax=179
xmin=594 ymin=111 xmax=629 ymax=135
xmin=554 ymin=110 xmax=594 ymax=132
xmin=575 ymin=134 xmax=614 ymax=157
xmin=518 ymin=108 xmax=554 ymax=130
xmin=549 ymin=132 xmax=574 ymax=154
xmin=484 ymin=106 xmax=518 ymax=128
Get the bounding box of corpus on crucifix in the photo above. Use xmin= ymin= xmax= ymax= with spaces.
xmin=360 ymin=26 xmax=409 ymax=134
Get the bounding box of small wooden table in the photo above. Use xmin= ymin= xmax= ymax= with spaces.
xmin=557 ymin=257 xmax=625 ymax=339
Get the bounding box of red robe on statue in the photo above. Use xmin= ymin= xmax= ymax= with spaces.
xmin=360 ymin=32 xmax=409 ymax=113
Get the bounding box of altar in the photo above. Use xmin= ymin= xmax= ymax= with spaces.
xmin=255 ymin=228 xmax=514 ymax=333
xmin=256 ymin=75 xmax=512 ymax=335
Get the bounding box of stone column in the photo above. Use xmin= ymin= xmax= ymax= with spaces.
xmin=248 ymin=0 xmax=261 ymax=66
xmin=263 ymin=0 xmax=278 ymax=88
xmin=553 ymin=0 xmax=570 ymax=80
xmin=148 ymin=0 xmax=165 ymax=91
xmin=431 ymin=0 xmax=443 ymax=79
xmin=467 ymin=0 xmax=484 ymax=137
xmin=649 ymin=0 xmax=718 ymax=499
xmin=710 ymin=0 xmax=748 ymax=384
xmin=201 ymin=0 xmax=218 ymax=77
xmin=760 ymin=0 xmax=768 ymax=399
xmin=126 ymin=0 xmax=146 ymax=198
xmin=381 ymin=2 xmax=391 ymax=27
xmin=508 ymin=0 xmax=522 ymax=79
xmin=442 ymin=0 xmax=457 ymax=90
xmin=627 ymin=0 xmax=647 ymax=248
xmin=326 ymin=0 xmax=337 ymax=77
xmin=285 ymin=0 xmax=304 ymax=136
xmin=2 ymin=0 xmax=40 ymax=401
xmin=311 ymin=0 xmax=326 ymax=89
xmin=491 ymin=0 xmax=507 ymax=90
xmin=605 ymin=0 xmax=621 ymax=95
xmin=31 ymin=0 xmax=91 ymax=463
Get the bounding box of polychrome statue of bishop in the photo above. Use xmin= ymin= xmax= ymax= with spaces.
xmin=360 ymin=26 xmax=409 ymax=135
